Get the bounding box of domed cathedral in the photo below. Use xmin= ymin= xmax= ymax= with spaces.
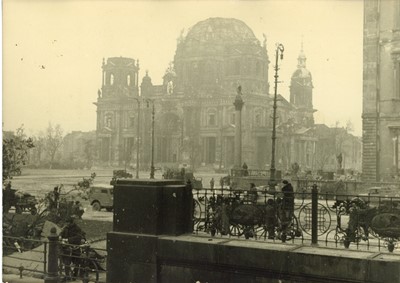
xmin=139 ymin=17 xmax=277 ymax=170
xmin=94 ymin=18 xmax=317 ymax=171
xmin=94 ymin=57 xmax=140 ymax=165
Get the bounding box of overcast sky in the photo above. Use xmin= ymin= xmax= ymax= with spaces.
xmin=3 ymin=0 xmax=363 ymax=136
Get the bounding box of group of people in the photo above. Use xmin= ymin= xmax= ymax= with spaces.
xmin=46 ymin=186 xmax=85 ymax=220
xmin=246 ymin=180 xmax=295 ymax=239
xmin=209 ymin=175 xmax=231 ymax=191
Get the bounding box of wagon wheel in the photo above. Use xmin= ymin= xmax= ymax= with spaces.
xmin=92 ymin=202 xmax=101 ymax=211
xmin=30 ymin=206 xmax=38 ymax=215
xmin=229 ymin=223 xmax=244 ymax=237
xmin=243 ymin=226 xmax=255 ymax=239
xmin=83 ymin=259 xmax=100 ymax=283
xmin=15 ymin=205 xmax=23 ymax=214
xmin=287 ymin=216 xmax=302 ymax=240
xmin=254 ymin=225 xmax=267 ymax=239
xmin=193 ymin=199 xmax=202 ymax=224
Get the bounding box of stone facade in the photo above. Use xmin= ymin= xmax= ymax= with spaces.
xmin=94 ymin=57 xmax=140 ymax=166
xmin=61 ymin=131 xmax=96 ymax=168
xmin=363 ymin=0 xmax=400 ymax=181
xmin=94 ymin=17 xmax=361 ymax=173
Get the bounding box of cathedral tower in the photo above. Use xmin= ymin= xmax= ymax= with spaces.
xmin=289 ymin=44 xmax=314 ymax=126
xmin=95 ymin=57 xmax=140 ymax=165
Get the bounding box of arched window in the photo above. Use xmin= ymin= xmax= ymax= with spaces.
xmin=207 ymin=109 xmax=217 ymax=127
xmin=167 ymin=81 xmax=174 ymax=95
xmin=110 ymin=74 xmax=114 ymax=85
xmin=255 ymin=112 xmax=262 ymax=127
xmin=129 ymin=116 xmax=135 ymax=127
xmin=127 ymin=75 xmax=131 ymax=86
xmin=104 ymin=114 xmax=113 ymax=128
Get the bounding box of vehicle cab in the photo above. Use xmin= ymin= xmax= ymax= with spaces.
xmin=88 ymin=184 xmax=114 ymax=211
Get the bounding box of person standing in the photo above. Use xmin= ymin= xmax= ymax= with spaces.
xmin=265 ymin=199 xmax=277 ymax=239
xmin=209 ymin=178 xmax=215 ymax=191
xmin=248 ymin=183 xmax=258 ymax=204
xmin=242 ymin=162 xmax=249 ymax=176
xmin=281 ymin=180 xmax=294 ymax=219
xmin=60 ymin=217 xmax=86 ymax=280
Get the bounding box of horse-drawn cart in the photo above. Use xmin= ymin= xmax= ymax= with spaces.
xmin=194 ymin=190 xmax=302 ymax=242
xmin=3 ymin=188 xmax=38 ymax=215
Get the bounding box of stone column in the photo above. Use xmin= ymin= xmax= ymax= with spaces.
xmin=233 ymin=86 xmax=244 ymax=168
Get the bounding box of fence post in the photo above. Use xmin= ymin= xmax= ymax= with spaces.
xmin=44 ymin=227 xmax=60 ymax=283
xmin=311 ymin=184 xmax=318 ymax=245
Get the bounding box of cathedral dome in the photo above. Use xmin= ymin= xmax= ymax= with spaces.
xmin=173 ymin=17 xmax=269 ymax=95
xmin=184 ymin=17 xmax=259 ymax=44
xmin=291 ymin=48 xmax=312 ymax=80
xmin=292 ymin=68 xmax=312 ymax=79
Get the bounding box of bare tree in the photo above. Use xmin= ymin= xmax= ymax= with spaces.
xmin=44 ymin=123 xmax=63 ymax=169
xmin=31 ymin=132 xmax=45 ymax=166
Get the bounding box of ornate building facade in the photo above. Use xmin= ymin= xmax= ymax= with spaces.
xmin=94 ymin=17 xmax=360 ymax=173
xmin=363 ymin=0 xmax=400 ymax=181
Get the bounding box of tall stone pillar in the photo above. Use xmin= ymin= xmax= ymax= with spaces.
xmin=233 ymin=86 xmax=244 ymax=168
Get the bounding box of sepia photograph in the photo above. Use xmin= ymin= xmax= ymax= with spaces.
xmin=2 ymin=0 xmax=400 ymax=282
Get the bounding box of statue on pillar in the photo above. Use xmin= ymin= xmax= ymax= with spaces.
xmin=237 ymin=85 xmax=242 ymax=95
xmin=262 ymin=33 xmax=267 ymax=49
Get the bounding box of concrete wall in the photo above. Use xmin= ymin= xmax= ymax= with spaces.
xmin=108 ymin=233 xmax=400 ymax=283
xmin=106 ymin=179 xmax=400 ymax=283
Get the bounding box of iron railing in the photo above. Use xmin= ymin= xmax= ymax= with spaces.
xmin=192 ymin=185 xmax=400 ymax=253
xmin=3 ymin=235 xmax=47 ymax=278
xmin=2 ymin=233 xmax=107 ymax=283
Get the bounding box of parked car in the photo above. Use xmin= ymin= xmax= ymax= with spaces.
xmin=88 ymin=184 xmax=114 ymax=212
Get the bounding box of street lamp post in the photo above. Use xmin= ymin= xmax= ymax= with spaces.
xmin=146 ymin=99 xmax=155 ymax=179
xmin=133 ymin=98 xmax=141 ymax=179
xmin=269 ymin=43 xmax=284 ymax=191
xmin=234 ymin=85 xmax=244 ymax=170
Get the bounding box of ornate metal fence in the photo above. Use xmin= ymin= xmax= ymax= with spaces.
xmin=192 ymin=185 xmax=400 ymax=253
xmin=2 ymin=231 xmax=107 ymax=283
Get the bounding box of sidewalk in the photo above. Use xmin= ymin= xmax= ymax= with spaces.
xmin=2 ymin=273 xmax=44 ymax=283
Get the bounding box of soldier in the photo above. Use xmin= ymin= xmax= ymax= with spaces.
xmin=248 ymin=183 xmax=258 ymax=204
xmin=60 ymin=217 xmax=86 ymax=280
xmin=72 ymin=201 xmax=85 ymax=219
xmin=3 ymin=182 xmax=14 ymax=213
xmin=47 ymin=186 xmax=60 ymax=211
xmin=281 ymin=180 xmax=294 ymax=220
xmin=242 ymin=162 xmax=249 ymax=176
xmin=219 ymin=177 xmax=224 ymax=189
xmin=209 ymin=178 xmax=215 ymax=191
xmin=265 ymin=199 xmax=277 ymax=239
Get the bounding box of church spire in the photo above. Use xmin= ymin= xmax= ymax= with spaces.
xmin=297 ymin=36 xmax=307 ymax=68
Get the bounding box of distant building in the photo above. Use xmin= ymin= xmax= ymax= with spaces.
xmin=363 ymin=0 xmax=400 ymax=181
xmin=314 ymin=124 xmax=362 ymax=173
xmin=61 ymin=131 xmax=96 ymax=168
xmin=94 ymin=17 xmax=361 ymax=173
